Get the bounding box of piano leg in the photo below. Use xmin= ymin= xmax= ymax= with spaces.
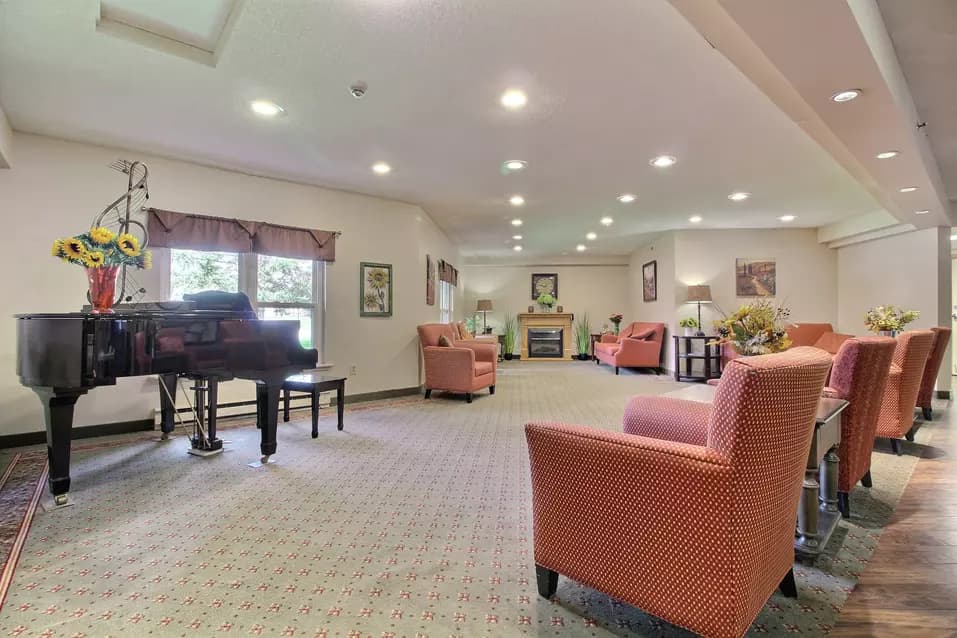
xmin=35 ymin=388 xmax=87 ymax=505
xmin=158 ymin=374 xmax=177 ymax=440
xmin=257 ymin=382 xmax=281 ymax=464
xmin=207 ymin=378 xmax=219 ymax=442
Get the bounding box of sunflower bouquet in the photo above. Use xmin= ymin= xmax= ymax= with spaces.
xmin=51 ymin=226 xmax=151 ymax=270
xmin=711 ymin=299 xmax=792 ymax=356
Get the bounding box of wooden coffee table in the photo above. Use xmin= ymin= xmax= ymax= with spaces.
xmin=281 ymin=373 xmax=346 ymax=437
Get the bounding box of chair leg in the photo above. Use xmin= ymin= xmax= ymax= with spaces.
xmin=861 ymin=470 xmax=872 ymax=488
xmin=905 ymin=425 xmax=916 ymax=442
xmin=615 ymin=366 xmax=619 ymax=375
xmin=837 ymin=491 xmax=850 ymax=518
xmin=922 ymin=406 xmax=933 ymax=421
xmin=489 ymin=385 xmax=495 ymax=395
xmin=535 ymin=565 xmax=558 ymax=598
xmin=891 ymin=438 xmax=903 ymax=455
xmin=778 ymin=567 xmax=798 ymax=599
xmin=424 ymin=388 xmax=432 ymax=399
xmin=466 ymin=393 xmax=472 ymax=404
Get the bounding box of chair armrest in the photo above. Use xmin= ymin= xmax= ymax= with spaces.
xmin=453 ymin=341 xmax=497 ymax=363
xmin=423 ymin=346 xmax=476 ymax=389
xmin=821 ymin=387 xmax=841 ymax=399
xmin=622 ymin=396 xmax=710 ymax=445
xmin=600 ymin=334 xmax=619 ymax=343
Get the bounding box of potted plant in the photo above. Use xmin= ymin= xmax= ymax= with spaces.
xmin=537 ymin=293 xmax=556 ymax=312
xmin=864 ymin=305 xmax=919 ymax=336
xmin=608 ymin=313 xmax=623 ymax=335
xmin=711 ymin=299 xmax=792 ymax=356
xmin=679 ymin=317 xmax=699 ymax=336
xmin=574 ymin=313 xmax=592 ymax=360
xmin=502 ymin=313 xmax=517 ymax=360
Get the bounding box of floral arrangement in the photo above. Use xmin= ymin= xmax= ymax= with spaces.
xmin=609 ymin=312 xmax=623 ymax=335
xmin=52 ymin=226 xmax=151 ymax=270
xmin=864 ymin=305 xmax=919 ymax=333
xmin=536 ymin=293 xmax=556 ymax=309
xmin=678 ymin=317 xmax=699 ymax=328
xmin=711 ymin=299 xmax=792 ymax=356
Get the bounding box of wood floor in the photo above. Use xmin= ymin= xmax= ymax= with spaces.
xmin=832 ymin=405 xmax=957 ymax=637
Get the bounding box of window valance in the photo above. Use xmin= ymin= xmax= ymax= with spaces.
xmin=146 ymin=208 xmax=338 ymax=262
xmin=438 ymin=259 xmax=458 ymax=286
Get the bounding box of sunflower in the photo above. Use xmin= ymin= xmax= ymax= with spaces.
xmin=63 ymin=238 xmax=88 ymax=260
xmin=117 ymin=233 xmax=141 ymax=257
xmin=84 ymin=251 xmax=105 ymax=268
xmin=51 ymin=239 xmax=64 ymax=257
xmin=89 ymin=226 xmax=115 ymax=245
xmin=140 ymin=250 xmax=152 ymax=270
xmin=367 ymin=268 xmax=389 ymax=290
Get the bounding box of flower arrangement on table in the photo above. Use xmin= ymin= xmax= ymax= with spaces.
xmin=711 ymin=299 xmax=791 ymax=356
xmin=678 ymin=316 xmax=699 ymax=336
xmin=536 ymin=293 xmax=556 ymax=311
xmin=864 ymin=305 xmax=919 ymax=335
xmin=51 ymin=226 xmax=151 ymax=313
xmin=608 ymin=313 xmax=623 ymax=335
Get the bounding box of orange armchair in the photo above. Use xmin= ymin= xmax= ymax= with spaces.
xmin=916 ymin=326 xmax=952 ymax=420
xmin=417 ymin=323 xmax=496 ymax=403
xmin=594 ymin=322 xmax=664 ymax=374
xmin=875 ymin=330 xmax=935 ymax=454
xmin=527 ymin=348 xmax=831 ymax=638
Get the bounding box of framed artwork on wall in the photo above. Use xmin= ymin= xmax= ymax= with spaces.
xmin=735 ymin=258 xmax=776 ymax=296
xmin=360 ymin=262 xmax=393 ymax=317
xmin=426 ymin=254 xmax=435 ymax=306
xmin=531 ymin=273 xmax=558 ymax=300
xmin=642 ymin=260 xmax=657 ymax=302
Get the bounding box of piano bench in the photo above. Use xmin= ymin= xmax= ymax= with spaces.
xmin=281 ymin=373 xmax=347 ymax=438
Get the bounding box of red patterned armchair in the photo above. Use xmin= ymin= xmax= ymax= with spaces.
xmin=916 ymin=326 xmax=952 ymax=421
xmin=526 ymin=348 xmax=831 ymax=638
xmin=820 ymin=337 xmax=896 ymax=517
xmin=417 ymin=323 xmax=496 ymax=403
xmin=594 ymin=321 xmax=664 ymax=374
xmin=876 ymin=330 xmax=935 ymax=454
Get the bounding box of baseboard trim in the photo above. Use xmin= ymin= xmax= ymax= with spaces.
xmin=0 ymin=418 xmax=154 ymax=450
xmin=936 ymin=390 xmax=952 ymax=400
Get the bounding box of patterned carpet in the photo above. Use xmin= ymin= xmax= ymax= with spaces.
xmin=0 ymin=361 xmax=932 ymax=637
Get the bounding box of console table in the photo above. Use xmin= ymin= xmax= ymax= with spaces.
xmin=672 ymin=335 xmax=722 ymax=382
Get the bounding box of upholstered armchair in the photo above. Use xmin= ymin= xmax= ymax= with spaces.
xmin=916 ymin=326 xmax=952 ymax=420
xmin=417 ymin=323 xmax=496 ymax=403
xmin=820 ymin=337 xmax=896 ymax=517
xmin=594 ymin=322 xmax=665 ymax=374
xmin=527 ymin=348 xmax=831 ymax=638
xmin=452 ymin=321 xmax=497 ymax=345
xmin=876 ymin=330 xmax=935 ymax=454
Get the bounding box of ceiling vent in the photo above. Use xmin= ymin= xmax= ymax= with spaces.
xmin=96 ymin=0 xmax=244 ymax=67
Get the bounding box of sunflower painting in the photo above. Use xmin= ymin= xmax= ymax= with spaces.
xmin=360 ymin=262 xmax=393 ymax=317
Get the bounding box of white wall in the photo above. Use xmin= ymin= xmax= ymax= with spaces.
xmin=0 ymin=133 xmax=462 ymax=435
xmin=838 ymin=227 xmax=952 ymax=393
xmin=629 ymin=233 xmax=677 ymax=367
xmin=0 ymin=105 xmax=12 ymax=169
xmin=461 ymin=262 xmax=629 ymax=354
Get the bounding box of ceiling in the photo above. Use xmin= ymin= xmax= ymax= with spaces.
xmin=0 ymin=0 xmax=896 ymax=258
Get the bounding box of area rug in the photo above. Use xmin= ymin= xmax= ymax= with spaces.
xmin=0 ymin=362 xmax=931 ymax=637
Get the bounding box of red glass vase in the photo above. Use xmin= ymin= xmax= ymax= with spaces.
xmin=87 ymin=266 xmax=119 ymax=314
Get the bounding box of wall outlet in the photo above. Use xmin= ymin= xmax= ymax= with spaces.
xmin=349 ymin=365 xmax=357 ymax=376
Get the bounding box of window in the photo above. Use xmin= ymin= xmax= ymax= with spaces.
xmin=169 ymin=249 xmax=324 ymax=356
xmin=438 ymin=280 xmax=454 ymax=323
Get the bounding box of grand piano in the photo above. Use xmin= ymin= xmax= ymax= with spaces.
xmin=16 ymin=292 xmax=318 ymax=505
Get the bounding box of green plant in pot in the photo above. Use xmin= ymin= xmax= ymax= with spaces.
xmin=678 ymin=316 xmax=699 ymax=337
xmin=536 ymin=293 xmax=556 ymax=312
xmin=574 ymin=313 xmax=592 ymax=360
xmin=502 ymin=313 xmax=517 ymax=360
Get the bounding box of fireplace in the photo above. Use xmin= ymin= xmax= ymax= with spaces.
xmin=527 ymin=328 xmax=563 ymax=358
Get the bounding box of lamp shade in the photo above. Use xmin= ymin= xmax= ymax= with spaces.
xmin=476 ymin=299 xmax=493 ymax=312
xmin=686 ymin=285 xmax=712 ymax=303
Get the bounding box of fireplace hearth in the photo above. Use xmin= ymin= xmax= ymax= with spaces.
xmin=527 ymin=328 xmax=563 ymax=358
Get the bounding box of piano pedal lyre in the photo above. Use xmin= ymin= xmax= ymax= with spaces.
xmin=186 ymin=377 xmax=224 ymax=457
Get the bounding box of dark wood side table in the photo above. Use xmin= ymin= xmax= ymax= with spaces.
xmin=280 ymin=373 xmax=346 ymax=437
xmin=672 ymin=335 xmax=722 ymax=382
xmin=590 ymin=333 xmax=604 ymax=361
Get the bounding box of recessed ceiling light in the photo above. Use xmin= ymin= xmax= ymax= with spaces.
xmin=689 ymin=215 xmax=702 ymax=223
xmin=876 ymin=151 xmax=899 ymax=159
xmin=650 ymin=155 xmax=677 ymax=168
xmin=576 ymin=244 xmax=586 ymax=252
xmin=586 ymin=232 xmax=597 ymax=240
xmin=509 ymin=195 xmax=525 ymax=206
xmin=512 ymin=234 xmax=523 ymax=240
xmin=513 ymin=245 xmax=523 ymax=252
xmin=600 ymin=216 xmax=614 ymax=226
xmin=500 ymin=89 xmax=527 ymax=110
xmin=371 ymin=162 xmax=391 ymax=175
xmin=617 ymin=193 xmax=636 ymax=203
xmin=504 ymin=160 xmax=527 ymax=172
xmin=728 ymin=192 xmax=750 ymax=201
xmin=250 ymin=100 xmax=284 ymax=117
xmin=899 ymin=186 xmax=918 ymax=193
xmin=831 ymin=89 xmax=861 ymax=103
xmin=779 ymin=215 xmax=796 ymax=222
xmin=915 ymin=210 xmax=930 ymax=215
xmin=511 ymin=218 xmax=523 ymax=226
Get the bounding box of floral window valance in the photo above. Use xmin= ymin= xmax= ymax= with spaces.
xmin=438 ymin=259 xmax=458 ymax=286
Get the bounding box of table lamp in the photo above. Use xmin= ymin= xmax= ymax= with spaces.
xmin=476 ymin=299 xmax=493 ymax=334
xmin=685 ymin=285 xmax=712 ymax=336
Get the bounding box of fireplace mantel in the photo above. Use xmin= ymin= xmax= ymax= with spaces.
xmin=518 ymin=312 xmax=574 ymax=360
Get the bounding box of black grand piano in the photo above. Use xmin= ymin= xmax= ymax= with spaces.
xmin=16 ymin=292 xmax=318 ymax=505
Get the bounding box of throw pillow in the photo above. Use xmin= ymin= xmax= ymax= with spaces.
xmin=437 ymin=334 xmax=452 ymax=347
xmin=633 ymin=328 xmax=656 ymax=340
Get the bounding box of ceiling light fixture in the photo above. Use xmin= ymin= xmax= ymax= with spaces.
xmin=915 ymin=210 xmax=930 ymax=215
xmin=511 ymin=218 xmax=523 ymax=226
xmin=779 ymin=215 xmax=796 ymax=222
xmin=512 ymin=234 xmax=523 ymax=240
xmin=899 ymin=186 xmax=918 ymax=193
xmin=650 ymin=155 xmax=677 ymax=168
xmin=689 ymin=215 xmax=702 ymax=223
xmin=831 ymin=89 xmax=861 ymax=103
xmin=513 ymin=245 xmax=523 ymax=252
xmin=504 ymin=160 xmax=527 ymax=171
xmin=250 ymin=100 xmax=285 ymax=117
xmin=371 ymin=162 xmax=391 ymax=175
xmin=586 ymin=232 xmax=597 ymax=240
xmin=728 ymin=191 xmax=751 ymax=202
xmin=600 ymin=216 xmax=614 ymax=226
xmin=500 ymin=89 xmax=528 ymax=110
xmin=509 ymin=195 xmax=525 ymax=206
xmin=576 ymin=244 xmax=586 ymax=252
xmin=875 ymin=151 xmax=899 ymax=159
xmin=617 ymin=193 xmax=636 ymax=203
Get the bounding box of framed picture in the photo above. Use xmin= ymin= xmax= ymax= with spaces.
xmin=735 ymin=258 xmax=776 ymax=296
xmin=426 ymin=255 xmax=435 ymax=306
xmin=360 ymin=262 xmax=393 ymax=317
xmin=642 ymin=260 xmax=657 ymax=302
xmin=531 ymin=273 xmax=558 ymax=300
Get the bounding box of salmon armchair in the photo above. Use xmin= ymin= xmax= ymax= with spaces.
xmin=594 ymin=321 xmax=665 ymax=374
xmin=916 ymin=326 xmax=952 ymax=420
xmin=876 ymin=330 xmax=935 ymax=454
xmin=417 ymin=323 xmax=496 ymax=403
xmin=527 ymin=348 xmax=831 ymax=638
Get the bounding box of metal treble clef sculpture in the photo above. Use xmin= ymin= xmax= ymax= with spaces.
xmin=92 ymin=160 xmax=151 ymax=304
